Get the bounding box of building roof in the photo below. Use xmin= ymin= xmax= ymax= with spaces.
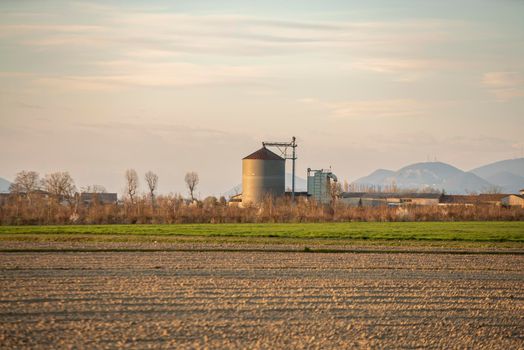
xmin=80 ymin=192 xmax=117 ymax=201
xmin=439 ymin=195 xmax=476 ymax=204
xmin=503 ymin=194 xmax=524 ymax=199
xmin=341 ymin=192 xmax=441 ymax=199
xmin=477 ymin=194 xmax=509 ymax=201
xmin=243 ymin=147 xmax=284 ymax=161
xmin=439 ymin=194 xmax=510 ymax=204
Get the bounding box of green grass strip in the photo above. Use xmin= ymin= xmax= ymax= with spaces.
xmin=0 ymin=222 xmax=523 ymax=242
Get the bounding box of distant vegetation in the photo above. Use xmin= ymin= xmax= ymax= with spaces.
xmin=1 ymin=193 xmax=523 ymax=225
xmin=1 ymin=168 xmax=523 ymax=225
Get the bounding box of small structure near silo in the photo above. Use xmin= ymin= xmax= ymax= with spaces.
xmin=262 ymin=137 xmax=298 ymax=201
xmin=242 ymin=147 xmax=285 ymax=204
xmin=307 ymin=168 xmax=338 ymax=204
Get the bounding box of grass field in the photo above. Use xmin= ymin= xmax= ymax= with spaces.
xmin=0 ymin=222 xmax=523 ymax=243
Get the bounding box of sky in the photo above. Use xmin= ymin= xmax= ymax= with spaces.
xmin=1 ymin=0 xmax=523 ymax=197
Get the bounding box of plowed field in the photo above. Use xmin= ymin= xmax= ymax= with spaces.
xmin=1 ymin=250 xmax=523 ymax=349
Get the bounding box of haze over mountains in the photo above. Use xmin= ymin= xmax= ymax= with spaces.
xmin=353 ymin=158 xmax=524 ymax=194
xmin=0 ymin=177 xmax=10 ymax=193
xmin=470 ymin=159 xmax=524 ymax=193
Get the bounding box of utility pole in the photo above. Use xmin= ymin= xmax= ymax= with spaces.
xmin=292 ymin=136 xmax=296 ymax=202
xmin=262 ymin=136 xmax=298 ymax=202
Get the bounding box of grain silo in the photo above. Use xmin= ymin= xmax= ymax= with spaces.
xmin=242 ymin=147 xmax=285 ymax=204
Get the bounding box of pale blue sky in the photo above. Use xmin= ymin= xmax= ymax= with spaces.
xmin=1 ymin=1 xmax=523 ymax=196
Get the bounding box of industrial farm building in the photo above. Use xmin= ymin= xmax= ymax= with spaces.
xmin=234 ymin=140 xmax=523 ymax=208
xmin=237 ymin=140 xmax=339 ymax=206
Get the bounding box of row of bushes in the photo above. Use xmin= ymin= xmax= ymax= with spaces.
xmin=0 ymin=194 xmax=523 ymax=225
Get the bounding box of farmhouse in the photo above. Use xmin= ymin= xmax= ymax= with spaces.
xmin=501 ymin=190 xmax=524 ymax=208
xmin=79 ymin=192 xmax=118 ymax=206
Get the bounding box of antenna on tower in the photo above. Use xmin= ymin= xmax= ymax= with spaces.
xmin=262 ymin=136 xmax=297 ymax=202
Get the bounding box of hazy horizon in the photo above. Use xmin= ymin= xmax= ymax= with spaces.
xmin=1 ymin=0 xmax=523 ymax=197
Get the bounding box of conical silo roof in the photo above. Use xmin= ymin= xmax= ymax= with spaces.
xmin=243 ymin=147 xmax=284 ymax=160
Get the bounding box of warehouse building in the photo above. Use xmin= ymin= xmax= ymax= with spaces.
xmin=340 ymin=192 xmax=441 ymax=207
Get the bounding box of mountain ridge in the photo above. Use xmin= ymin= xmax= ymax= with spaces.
xmin=353 ymin=161 xmax=501 ymax=194
xmin=0 ymin=177 xmax=11 ymax=193
xmin=470 ymin=158 xmax=524 ymax=193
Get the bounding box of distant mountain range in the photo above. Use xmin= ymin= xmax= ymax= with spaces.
xmin=0 ymin=177 xmax=11 ymax=193
xmin=470 ymin=158 xmax=524 ymax=193
xmin=353 ymin=158 xmax=524 ymax=194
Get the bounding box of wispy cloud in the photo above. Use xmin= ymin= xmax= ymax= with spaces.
xmin=350 ymin=58 xmax=458 ymax=82
xmin=299 ymin=98 xmax=426 ymax=119
xmin=0 ymin=4 xmax=466 ymax=93
xmin=0 ymin=24 xmax=105 ymax=34
xmin=28 ymin=61 xmax=266 ymax=90
xmin=1 ymin=7 xmax=460 ymax=55
xmin=482 ymin=71 xmax=524 ymax=101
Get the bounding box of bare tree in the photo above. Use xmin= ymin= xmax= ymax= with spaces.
xmin=145 ymin=171 xmax=158 ymax=207
xmin=330 ymin=181 xmax=342 ymax=202
xmin=9 ymin=171 xmax=40 ymax=195
xmin=125 ymin=169 xmax=139 ymax=204
xmin=81 ymin=185 xmax=107 ymax=193
xmin=184 ymin=171 xmax=199 ymax=201
xmin=484 ymin=185 xmax=503 ymax=194
xmin=343 ymin=180 xmax=350 ymax=193
xmin=42 ymin=172 xmax=76 ymax=202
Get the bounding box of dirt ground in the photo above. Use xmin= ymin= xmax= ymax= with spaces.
xmin=0 ymin=246 xmax=523 ymax=349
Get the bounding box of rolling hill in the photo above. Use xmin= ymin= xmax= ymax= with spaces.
xmin=0 ymin=177 xmax=11 ymax=193
xmin=470 ymin=158 xmax=524 ymax=193
xmin=352 ymin=169 xmax=395 ymax=187
xmin=353 ymin=162 xmax=493 ymax=194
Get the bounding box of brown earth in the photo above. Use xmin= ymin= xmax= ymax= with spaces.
xmin=0 ymin=246 xmax=523 ymax=349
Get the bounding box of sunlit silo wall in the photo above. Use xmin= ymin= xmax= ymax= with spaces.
xmin=242 ymin=147 xmax=285 ymax=204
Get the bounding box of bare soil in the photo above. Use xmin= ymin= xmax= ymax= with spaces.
xmin=0 ymin=246 xmax=523 ymax=349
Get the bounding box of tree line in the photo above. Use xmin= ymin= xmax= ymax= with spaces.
xmin=0 ymin=169 xmax=523 ymax=225
xmin=7 ymin=169 xmax=200 ymax=203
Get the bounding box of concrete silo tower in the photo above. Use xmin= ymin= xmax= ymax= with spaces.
xmin=242 ymin=147 xmax=285 ymax=204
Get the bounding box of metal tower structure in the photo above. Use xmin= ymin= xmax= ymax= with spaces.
xmin=262 ymin=137 xmax=297 ymax=202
